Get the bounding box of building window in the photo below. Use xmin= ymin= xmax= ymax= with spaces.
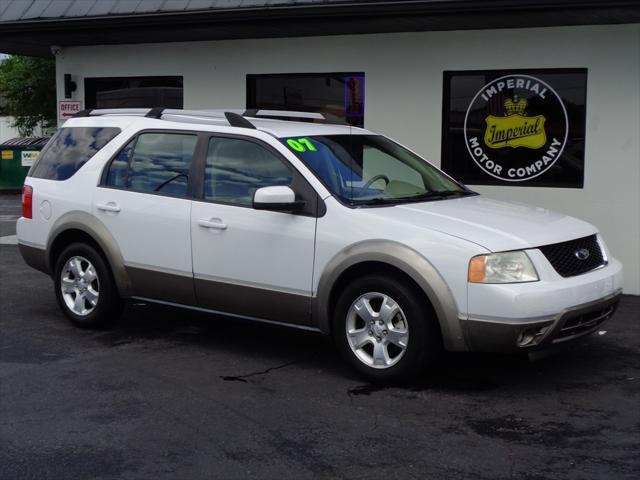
xmin=441 ymin=69 xmax=587 ymax=188
xmin=84 ymin=76 xmax=183 ymax=109
xmin=247 ymin=73 xmax=365 ymax=127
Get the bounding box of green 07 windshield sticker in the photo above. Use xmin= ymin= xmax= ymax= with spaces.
xmin=287 ymin=138 xmax=317 ymax=152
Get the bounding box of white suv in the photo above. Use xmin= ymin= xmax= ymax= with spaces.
xmin=17 ymin=108 xmax=623 ymax=382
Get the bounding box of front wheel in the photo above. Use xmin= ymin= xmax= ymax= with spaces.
xmin=332 ymin=273 xmax=440 ymax=383
xmin=53 ymin=243 xmax=123 ymax=328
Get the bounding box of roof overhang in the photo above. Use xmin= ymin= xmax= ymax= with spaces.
xmin=1 ymin=0 xmax=639 ymax=57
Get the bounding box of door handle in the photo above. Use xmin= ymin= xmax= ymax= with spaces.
xmin=198 ymin=218 xmax=228 ymax=230
xmin=96 ymin=202 xmax=121 ymax=213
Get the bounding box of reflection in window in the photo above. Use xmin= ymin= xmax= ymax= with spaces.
xmin=31 ymin=127 xmax=121 ymax=181
xmin=125 ymin=133 xmax=197 ymax=197
xmin=205 ymin=138 xmax=293 ymax=206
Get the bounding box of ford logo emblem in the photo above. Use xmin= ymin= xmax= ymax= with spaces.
xmin=575 ymin=248 xmax=590 ymax=260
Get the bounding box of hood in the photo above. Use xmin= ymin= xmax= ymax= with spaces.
xmin=365 ymin=195 xmax=597 ymax=252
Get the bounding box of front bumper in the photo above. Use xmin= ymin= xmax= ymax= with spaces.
xmin=461 ymin=291 xmax=622 ymax=352
xmin=461 ymin=256 xmax=624 ymax=352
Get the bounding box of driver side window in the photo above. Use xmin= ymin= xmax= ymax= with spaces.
xmin=105 ymin=132 xmax=197 ymax=198
xmin=204 ymin=137 xmax=293 ymax=207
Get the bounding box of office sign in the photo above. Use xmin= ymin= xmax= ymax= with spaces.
xmin=442 ymin=69 xmax=587 ymax=188
xmin=59 ymin=100 xmax=82 ymax=120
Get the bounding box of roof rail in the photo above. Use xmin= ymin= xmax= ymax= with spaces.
xmin=243 ymin=109 xmax=348 ymax=125
xmin=70 ymin=107 xmax=348 ymax=128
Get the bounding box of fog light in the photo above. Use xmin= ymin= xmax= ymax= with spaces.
xmin=517 ymin=324 xmax=551 ymax=347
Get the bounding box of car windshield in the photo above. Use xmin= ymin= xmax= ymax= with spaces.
xmin=281 ymin=134 xmax=473 ymax=206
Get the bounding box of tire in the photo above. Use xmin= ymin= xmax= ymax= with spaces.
xmin=53 ymin=242 xmax=123 ymax=328
xmin=332 ymin=272 xmax=440 ymax=384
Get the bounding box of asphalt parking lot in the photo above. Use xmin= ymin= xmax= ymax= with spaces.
xmin=0 ymin=194 xmax=638 ymax=480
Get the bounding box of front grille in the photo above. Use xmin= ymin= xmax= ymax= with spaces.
xmin=538 ymin=234 xmax=605 ymax=277
xmin=555 ymin=300 xmax=619 ymax=341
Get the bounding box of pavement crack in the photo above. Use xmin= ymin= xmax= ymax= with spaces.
xmin=220 ymin=357 xmax=308 ymax=383
xmin=347 ymin=383 xmax=388 ymax=397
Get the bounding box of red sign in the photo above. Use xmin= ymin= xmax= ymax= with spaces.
xmin=59 ymin=101 xmax=82 ymax=120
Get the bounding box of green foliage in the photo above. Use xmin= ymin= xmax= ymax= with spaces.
xmin=0 ymin=55 xmax=56 ymax=136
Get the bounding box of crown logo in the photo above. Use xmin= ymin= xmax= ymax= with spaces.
xmin=504 ymin=95 xmax=527 ymax=116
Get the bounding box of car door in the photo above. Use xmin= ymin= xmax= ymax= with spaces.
xmin=95 ymin=130 xmax=200 ymax=304
xmin=190 ymin=135 xmax=319 ymax=325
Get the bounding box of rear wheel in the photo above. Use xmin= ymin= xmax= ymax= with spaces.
xmin=53 ymin=243 xmax=123 ymax=328
xmin=333 ymin=273 xmax=440 ymax=383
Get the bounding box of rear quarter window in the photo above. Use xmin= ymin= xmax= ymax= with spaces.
xmin=30 ymin=127 xmax=121 ymax=181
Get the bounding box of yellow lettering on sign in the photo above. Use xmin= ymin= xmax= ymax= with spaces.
xmin=483 ymin=96 xmax=547 ymax=149
xmin=1 ymin=150 xmax=14 ymax=160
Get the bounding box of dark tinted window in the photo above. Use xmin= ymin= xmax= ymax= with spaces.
xmin=205 ymin=137 xmax=293 ymax=206
xmin=85 ymin=76 xmax=183 ymax=109
xmin=30 ymin=127 xmax=121 ymax=181
xmin=247 ymin=73 xmax=365 ymax=127
xmin=124 ymin=133 xmax=197 ymax=197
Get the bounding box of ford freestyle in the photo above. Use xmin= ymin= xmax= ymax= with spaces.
xmin=17 ymin=109 xmax=623 ymax=382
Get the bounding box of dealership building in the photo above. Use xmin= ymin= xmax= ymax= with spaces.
xmin=1 ymin=0 xmax=639 ymax=294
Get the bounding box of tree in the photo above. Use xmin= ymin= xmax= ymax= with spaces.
xmin=0 ymin=55 xmax=56 ymax=136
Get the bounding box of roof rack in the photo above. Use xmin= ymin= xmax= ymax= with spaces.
xmin=71 ymin=108 xmax=348 ymax=129
xmin=243 ymin=109 xmax=348 ymax=125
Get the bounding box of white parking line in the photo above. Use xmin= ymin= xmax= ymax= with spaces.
xmin=0 ymin=235 xmax=17 ymax=245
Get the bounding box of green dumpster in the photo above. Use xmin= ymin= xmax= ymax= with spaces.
xmin=0 ymin=137 xmax=50 ymax=192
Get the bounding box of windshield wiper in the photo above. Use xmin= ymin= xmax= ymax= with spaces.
xmin=353 ymin=190 xmax=476 ymax=206
xmin=397 ymin=190 xmax=477 ymax=202
xmin=352 ymin=197 xmax=400 ymax=206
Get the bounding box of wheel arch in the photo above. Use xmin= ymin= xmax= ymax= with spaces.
xmin=46 ymin=211 xmax=131 ymax=296
xmin=313 ymin=240 xmax=467 ymax=351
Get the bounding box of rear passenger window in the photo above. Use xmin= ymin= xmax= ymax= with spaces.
xmin=205 ymin=137 xmax=293 ymax=206
xmin=105 ymin=132 xmax=197 ymax=198
xmin=30 ymin=127 xmax=121 ymax=181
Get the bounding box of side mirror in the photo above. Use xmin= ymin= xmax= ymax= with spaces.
xmin=253 ymin=186 xmax=305 ymax=213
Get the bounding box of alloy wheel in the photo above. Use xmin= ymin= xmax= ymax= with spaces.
xmin=60 ymin=256 xmax=100 ymax=316
xmin=345 ymin=292 xmax=409 ymax=369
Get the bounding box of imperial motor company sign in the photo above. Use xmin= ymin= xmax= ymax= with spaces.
xmin=442 ymin=69 xmax=586 ymax=188
xmin=463 ymin=74 xmax=568 ymax=182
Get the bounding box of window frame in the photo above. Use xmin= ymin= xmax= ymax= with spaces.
xmin=98 ymin=129 xmax=206 ymax=201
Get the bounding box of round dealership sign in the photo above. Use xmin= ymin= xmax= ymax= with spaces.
xmin=463 ymin=74 xmax=568 ymax=182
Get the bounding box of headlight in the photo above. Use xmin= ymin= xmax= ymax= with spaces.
xmin=468 ymin=251 xmax=539 ymax=284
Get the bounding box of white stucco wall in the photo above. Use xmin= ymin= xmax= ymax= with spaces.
xmin=55 ymin=24 xmax=640 ymax=294
xmin=0 ymin=116 xmax=20 ymax=142
xmin=0 ymin=116 xmax=48 ymax=141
